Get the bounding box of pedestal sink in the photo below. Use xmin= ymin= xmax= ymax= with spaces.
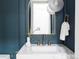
xmin=16 ymin=44 xmax=74 ymax=59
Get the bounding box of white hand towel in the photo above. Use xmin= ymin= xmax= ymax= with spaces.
xmin=60 ymin=22 xmax=70 ymax=41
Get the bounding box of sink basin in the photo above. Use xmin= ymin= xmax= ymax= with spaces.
xmin=31 ymin=45 xmax=59 ymax=53
xmin=17 ymin=44 xmax=74 ymax=59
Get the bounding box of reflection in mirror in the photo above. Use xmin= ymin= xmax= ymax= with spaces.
xmin=28 ymin=1 xmax=56 ymax=35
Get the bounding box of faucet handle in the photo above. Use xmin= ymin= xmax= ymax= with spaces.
xmin=48 ymin=41 xmax=51 ymax=46
xmin=37 ymin=41 xmax=40 ymax=46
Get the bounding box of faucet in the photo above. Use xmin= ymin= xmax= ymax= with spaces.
xmin=48 ymin=40 xmax=51 ymax=46
xmin=37 ymin=41 xmax=40 ymax=46
xmin=42 ymin=35 xmax=44 ymax=45
xmin=41 ymin=35 xmax=47 ymax=46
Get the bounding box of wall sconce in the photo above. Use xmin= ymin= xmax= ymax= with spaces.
xmin=47 ymin=0 xmax=64 ymax=14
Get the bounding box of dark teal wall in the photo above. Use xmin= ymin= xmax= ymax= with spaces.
xmin=0 ymin=0 xmax=29 ymax=54
xmin=1 ymin=0 xmax=19 ymax=53
xmin=0 ymin=0 xmax=3 ymax=52
xmin=4 ymin=0 xmax=19 ymax=53
xmin=0 ymin=0 xmax=5 ymax=53
xmin=64 ymin=0 xmax=75 ymax=52
xmin=19 ymin=0 xmax=29 ymax=49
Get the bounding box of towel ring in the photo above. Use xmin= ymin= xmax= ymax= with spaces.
xmin=64 ymin=14 xmax=69 ymax=22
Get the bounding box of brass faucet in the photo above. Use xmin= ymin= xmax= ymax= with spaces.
xmin=48 ymin=40 xmax=51 ymax=46
xmin=37 ymin=41 xmax=40 ymax=46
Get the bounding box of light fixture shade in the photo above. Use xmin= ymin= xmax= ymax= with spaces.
xmin=48 ymin=0 xmax=64 ymax=13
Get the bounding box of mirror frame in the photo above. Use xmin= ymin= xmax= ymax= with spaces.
xmin=27 ymin=0 xmax=56 ymax=35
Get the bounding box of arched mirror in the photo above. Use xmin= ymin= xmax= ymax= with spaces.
xmin=27 ymin=0 xmax=64 ymax=35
